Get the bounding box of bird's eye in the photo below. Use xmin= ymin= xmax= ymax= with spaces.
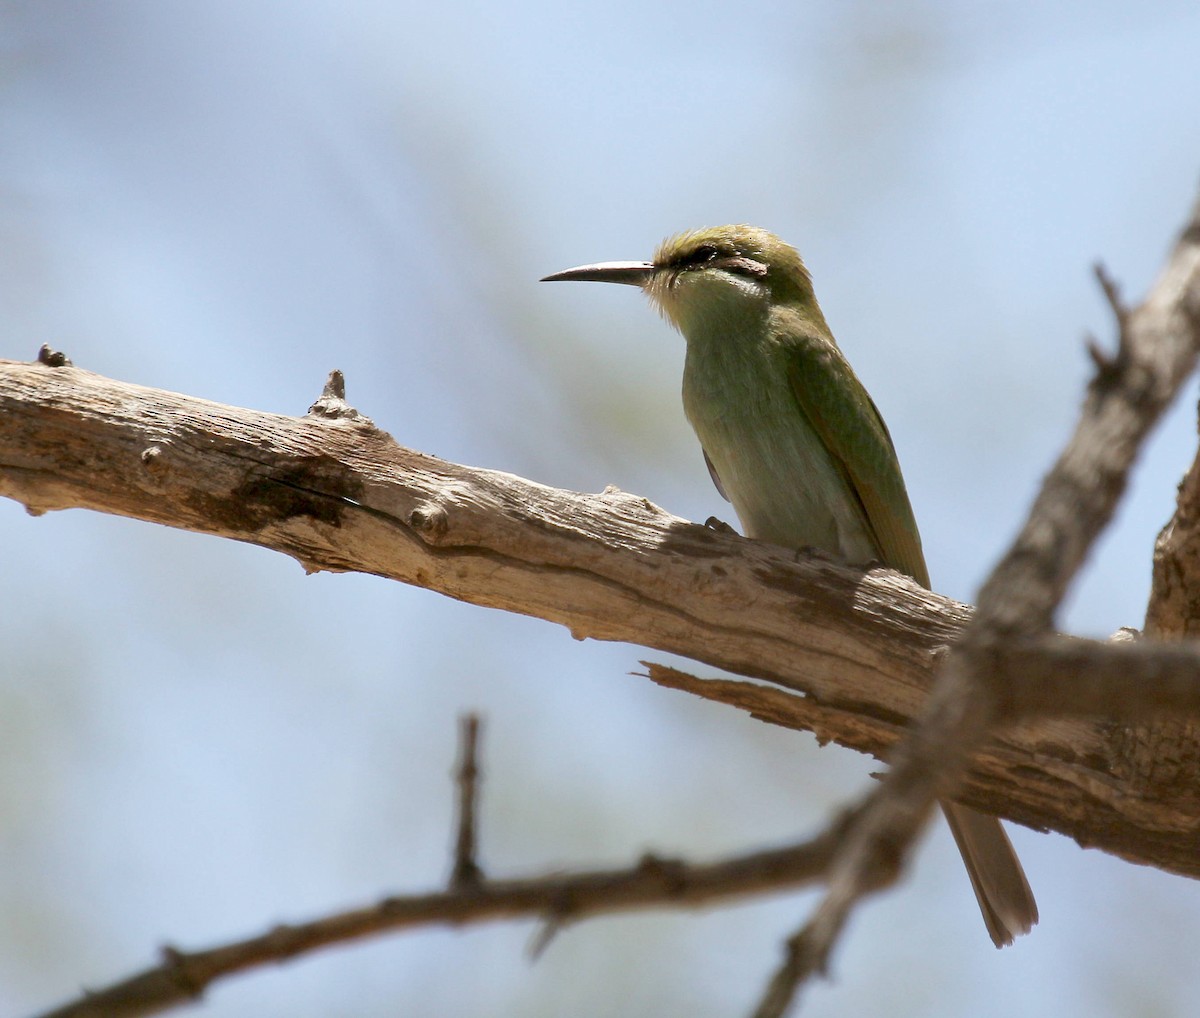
xmin=692 ymin=244 xmax=719 ymax=263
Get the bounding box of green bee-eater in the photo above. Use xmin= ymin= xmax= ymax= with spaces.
xmin=542 ymin=225 xmax=1037 ymax=947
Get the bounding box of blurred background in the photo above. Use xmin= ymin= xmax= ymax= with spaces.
xmin=2 ymin=3 xmax=1199 ymax=1016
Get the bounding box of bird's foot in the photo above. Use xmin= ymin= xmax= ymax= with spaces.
xmin=703 ymin=516 xmax=738 ymax=536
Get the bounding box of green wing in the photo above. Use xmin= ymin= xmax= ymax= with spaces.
xmin=783 ymin=327 xmax=929 ymax=587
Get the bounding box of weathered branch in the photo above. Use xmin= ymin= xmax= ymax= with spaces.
xmin=3 ymin=350 xmax=1200 ymax=877
xmin=34 ymin=849 xmax=844 ymax=1018
xmin=651 ymin=632 xmax=1200 ymax=729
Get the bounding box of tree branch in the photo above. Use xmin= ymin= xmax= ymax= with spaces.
xmin=30 ymin=717 xmax=845 ymax=1018
xmin=3 ymin=344 xmax=1200 ymax=876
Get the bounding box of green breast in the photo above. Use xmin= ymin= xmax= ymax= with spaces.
xmin=680 ymin=327 xmax=880 ymax=564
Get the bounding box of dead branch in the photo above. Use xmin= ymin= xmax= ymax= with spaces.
xmin=3 ymin=346 xmax=1200 ymax=876
xmin=30 ymin=717 xmax=844 ymax=1018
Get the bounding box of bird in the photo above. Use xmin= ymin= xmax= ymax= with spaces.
xmin=541 ymin=224 xmax=1038 ymax=947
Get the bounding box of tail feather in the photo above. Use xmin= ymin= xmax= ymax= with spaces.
xmin=942 ymin=801 xmax=1038 ymax=948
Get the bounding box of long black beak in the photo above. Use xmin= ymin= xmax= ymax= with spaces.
xmin=540 ymin=260 xmax=655 ymax=286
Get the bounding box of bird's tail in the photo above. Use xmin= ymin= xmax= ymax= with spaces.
xmin=942 ymin=801 xmax=1039 ymax=948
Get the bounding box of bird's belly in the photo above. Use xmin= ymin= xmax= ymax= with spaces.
xmin=685 ymin=397 xmax=879 ymax=566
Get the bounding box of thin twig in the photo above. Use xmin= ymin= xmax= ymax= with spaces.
xmin=451 ymin=713 xmax=483 ymax=888
xmin=30 ymin=839 xmax=841 ymax=1018
xmin=1094 ymin=261 xmax=1130 ymax=332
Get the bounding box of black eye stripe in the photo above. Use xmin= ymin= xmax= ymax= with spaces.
xmin=668 ymin=243 xmax=720 ymax=269
xmin=666 ymin=245 xmax=767 ymax=279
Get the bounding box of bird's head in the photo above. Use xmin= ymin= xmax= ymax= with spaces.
xmin=541 ymin=225 xmax=820 ymax=337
